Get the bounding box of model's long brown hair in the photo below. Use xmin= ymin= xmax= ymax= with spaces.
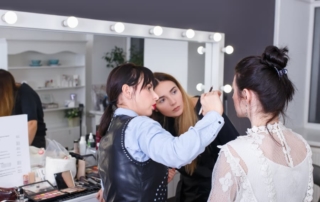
xmin=152 ymin=72 xmax=198 ymax=175
xmin=0 ymin=69 xmax=17 ymax=116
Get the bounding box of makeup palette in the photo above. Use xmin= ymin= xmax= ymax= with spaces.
xmin=20 ymin=180 xmax=67 ymax=202
xmin=54 ymin=170 xmax=86 ymax=194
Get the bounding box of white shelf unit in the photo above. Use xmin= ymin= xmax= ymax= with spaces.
xmin=9 ymin=65 xmax=84 ymax=70
xmin=35 ymin=86 xmax=85 ymax=91
xmin=43 ymin=107 xmax=78 ymax=112
xmin=1 ymin=28 xmax=88 ymax=148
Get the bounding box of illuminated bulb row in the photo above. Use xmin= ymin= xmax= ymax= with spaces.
xmin=196 ymin=83 xmax=232 ymax=93
xmin=182 ymin=30 xmax=222 ymax=41
xmin=1 ymin=11 xmax=222 ymax=41
xmin=197 ymin=45 xmax=234 ymax=55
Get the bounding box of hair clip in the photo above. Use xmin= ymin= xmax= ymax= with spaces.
xmin=274 ymin=66 xmax=288 ymax=79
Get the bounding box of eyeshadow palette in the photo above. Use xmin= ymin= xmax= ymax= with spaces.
xmin=54 ymin=170 xmax=86 ymax=194
xmin=31 ymin=190 xmax=65 ymax=201
xmin=20 ymin=180 xmax=67 ymax=202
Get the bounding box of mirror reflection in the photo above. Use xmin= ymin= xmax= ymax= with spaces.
xmin=0 ymin=27 xmax=208 ymax=148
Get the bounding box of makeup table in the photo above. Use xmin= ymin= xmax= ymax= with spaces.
xmin=61 ymin=192 xmax=98 ymax=202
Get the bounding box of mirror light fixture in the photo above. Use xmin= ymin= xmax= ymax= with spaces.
xmin=197 ymin=46 xmax=205 ymax=55
xmin=222 ymin=45 xmax=234 ymax=54
xmin=63 ymin=16 xmax=79 ymax=28
xmin=221 ymin=84 xmax=232 ymax=93
xmin=209 ymin=33 xmax=222 ymax=42
xmin=182 ymin=29 xmax=195 ymax=39
xmin=110 ymin=22 xmax=125 ymax=33
xmin=2 ymin=11 xmax=18 ymax=24
xmin=150 ymin=26 xmax=163 ymax=36
xmin=196 ymin=83 xmax=205 ymax=92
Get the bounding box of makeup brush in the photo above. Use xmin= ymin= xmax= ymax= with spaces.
xmin=198 ymin=86 xmax=213 ymax=115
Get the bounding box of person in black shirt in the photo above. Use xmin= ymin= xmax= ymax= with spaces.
xmin=0 ymin=69 xmax=47 ymax=148
xmin=152 ymin=72 xmax=239 ymax=202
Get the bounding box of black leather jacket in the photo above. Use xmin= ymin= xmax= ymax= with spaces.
xmin=98 ymin=115 xmax=168 ymax=202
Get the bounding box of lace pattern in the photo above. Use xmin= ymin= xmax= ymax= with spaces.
xmin=221 ymin=146 xmax=257 ymax=202
xmin=245 ymin=122 xmax=313 ymax=202
xmin=246 ymin=122 xmax=293 ymax=167
xmin=210 ymin=122 xmax=313 ymax=202
xmin=219 ymin=172 xmax=234 ymax=192
xmin=296 ymin=135 xmax=313 ymax=202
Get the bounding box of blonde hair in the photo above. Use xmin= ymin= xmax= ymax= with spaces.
xmin=0 ymin=69 xmax=17 ymax=117
xmin=153 ymin=72 xmax=198 ymax=175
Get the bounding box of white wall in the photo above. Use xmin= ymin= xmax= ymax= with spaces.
xmin=91 ymin=35 xmax=127 ymax=85
xmin=187 ymin=42 xmax=205 ymax=95
xmin=144 ymin=38 xmax=188 ymax=91
xmin=274 ymin=0 xmax=310 ymax=129
xmin=0 ymin=38 xmax=7 ymax=70
xmin=86 ymin=34 xmax=127 ymax=132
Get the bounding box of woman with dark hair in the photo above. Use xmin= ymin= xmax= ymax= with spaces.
xmin=207 ymin=46 xmax=313 ymax=201
xmin=152 ymin=73 xmax=239 ymax=202
xmin=97 ymin=63 xmax=225 ymax=202
xmin=0 ymin=69 xmax=46 ymax=148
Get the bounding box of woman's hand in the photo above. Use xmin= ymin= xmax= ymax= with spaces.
xmin=168 ymin=168 xmax=176 ymax=183
xmin=201 ymin=91 xmax=223 ymax=115
xmin=96 ymin=189 xmax=105 ymax=202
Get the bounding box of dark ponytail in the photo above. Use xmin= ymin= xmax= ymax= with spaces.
xmin=99 ymin=103 xmax=115 ymax=137
xmin=99 ymin=63 xmax=156 ymax=137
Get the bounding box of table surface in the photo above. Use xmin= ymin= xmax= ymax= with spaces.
xmin=63 ymin=193 xmax=98 ymax=202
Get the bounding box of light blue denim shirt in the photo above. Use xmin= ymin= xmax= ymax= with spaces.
xmin=100 ymin=107 xmax=224 ymax=189
xmin=114 ymin=107 xmax=224 ymax=168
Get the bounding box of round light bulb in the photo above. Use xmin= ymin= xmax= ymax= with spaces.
xmin=2 ymin=11 xmax=18 ymax=24
xmin=197 ymin=46 xmax=205 ymax=55
xmin=182 ymin=29 xmax=195 ymax=39
xmin=225 ymin=45 xmax=234 ymax=54
xmin=222 ymin=84 xmax=232 ymax=93
xmin=212 ymin=33 xmax=222 ymax=42
xmin=196 ymin=83 xmax=204 ymax=91
xmin=63 ymin=16 xmax=79 ymax=28
xmin=150 ymin=26 xmax=163 ymax=36
xmin=111 ymin=22 xmax=125 ymax=33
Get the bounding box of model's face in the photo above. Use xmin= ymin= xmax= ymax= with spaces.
xmin=232 ymin=76 xmax=246 ymax=117
xmin=154 ymin=80 xmax=184 ymax=117
xmin=133 ymin=79 xmax=159 ymax=116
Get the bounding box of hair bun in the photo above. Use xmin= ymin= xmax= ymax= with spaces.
xmin=261 ymin=46 xmax=289 ymax=70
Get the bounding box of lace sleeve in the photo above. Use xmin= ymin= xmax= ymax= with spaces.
xmin=207 ymin=147 xmax=238 ymax=202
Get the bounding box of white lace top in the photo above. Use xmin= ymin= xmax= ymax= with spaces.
xmin=207 ymin=122 xmax=313 ymax=202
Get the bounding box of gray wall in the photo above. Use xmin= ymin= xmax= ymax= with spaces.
xmin=0 ymin=0 xmax=275 ymax=134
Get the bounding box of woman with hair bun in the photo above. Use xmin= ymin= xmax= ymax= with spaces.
xmin=207 ymin=46 xmax=313 ymax=202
